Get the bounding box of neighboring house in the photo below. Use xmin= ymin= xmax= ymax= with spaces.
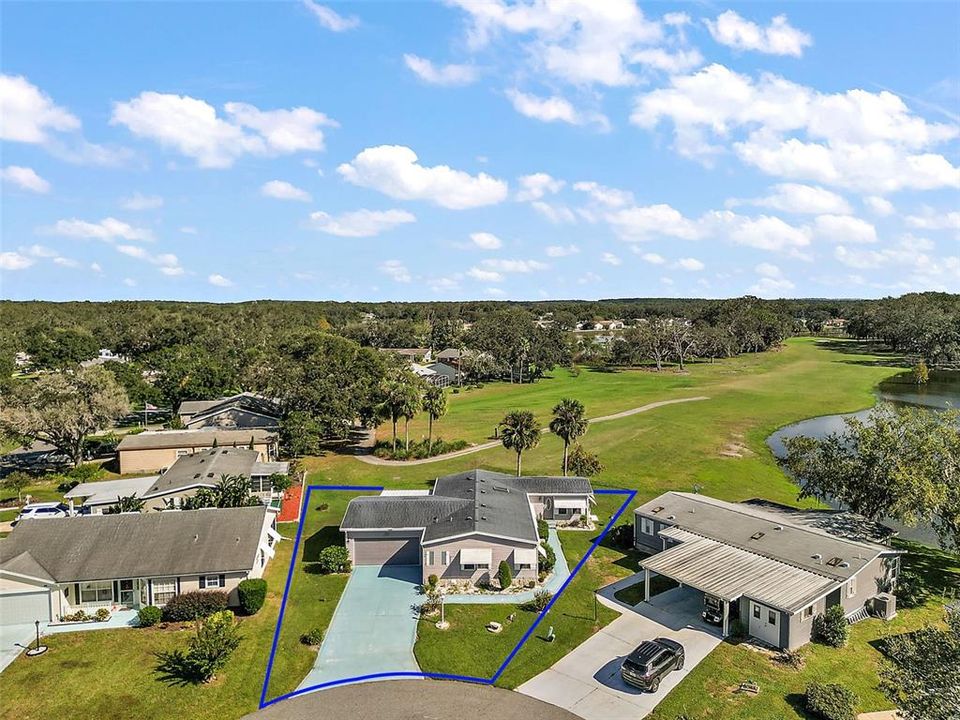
xmin=177 ymin=392 xmax=281 ymax=431
xmin=411 ymin=361 xmax=459 ymax=388
xmin=434 ymin=348 xmax=463 ymax=367
xmin=381 ymin=348 xmax=432 ymax=362
xmin=341 ymin=469 xmax=593 ymax=586
xmin=80 ymin=348 xmax=128 ymax=368
xmin=0 ymin=505 xmax=279 ymax=625
xmin=634 ymin=492 xmax=901 ymax=650
xmin=64 ymin=476 xmax=159 ymax=514
xmin=116 ymin=428 xmax=278 ymax=474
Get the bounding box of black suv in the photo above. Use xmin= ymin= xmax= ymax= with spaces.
xmin=619 ymin=637 xmax=685 ymax=692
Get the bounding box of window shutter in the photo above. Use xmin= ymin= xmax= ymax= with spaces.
xmin=113 ymin=581 xmax=120 ymax=601
xmin=199 ymin=576 xmax=206 ymax=589
xmin=175 ymin=578 xmax=181 ymax=596
xmin=219 ymin=574 xmax=225 ymax=588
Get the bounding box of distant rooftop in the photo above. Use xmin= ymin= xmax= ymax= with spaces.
xmin=117 ymin=428 xmax=276 ymax=452
xmin=144 ymin=447 xmax=261 ymax=496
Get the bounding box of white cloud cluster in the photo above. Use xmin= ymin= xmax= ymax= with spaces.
xmin=404 ymin=55 xmax=478 ymax=86
xmin=573 ymin=180 xmax=634 ymax=208
xmin=470 ymin=232 xmax=503 ymax=250
xmin=905 ymin=209 xmax=960 ymax=231
xmin=1 ymin=165 xmax=51 ymax=193
xmin=308 ymin=208 xmax=415 ymax=237
xmin=208 ymin=273 xmax=234 ymax=287
xmin=632 ymin=64 xmax=960 ymax=192
xmin=706 ymin=11 xmax=812 ymax=57
xmin=116 ymin=244 xmax=183 ymax=275
xmin=749 ymin=262 xmax=796 ymax=296
xmin=44 ymin=217 xmax=153 ymax=242
xmin=0 ymin=74 xmax=79 ymax=143
xmin=546 ymin=244 xmax=580 ymax=257
xmin=467 ymin=257 xmax=548 ymax=283
xmin=111 ymin=92 xmax=337 ymax=168
xmin=727 ymin=183 xmax=851 ymax=215
xmin=606 ymin=203 xmax=702 ymax=241
xmin=0 ymin=252 xmax=35 ymax=270
xmin=379 ymin=259 xmax=411 ymax=283
xmin=833 ymin=235 xmax=958 ymax=290
xmin=531 ymin=202 xmax=577 ymax=224
xmin=516 ymin=173 xmax=564 ymax=201
xmin=601 ymin=251 xmax=622 ymax=265
xmin=337 ymin=145 xmax=508 ymax=209
xmin=302 ymin=0 xmax=359 ymax=32
xmin=261 ymin=180 xmax=312 ymax=202
xmin=121 ymin=192 xmax=164 ymax=210
xmin=506 ymin=89 xmax=609 ymax=131
xmin=814 ymin=214 xmax=878 ymax=244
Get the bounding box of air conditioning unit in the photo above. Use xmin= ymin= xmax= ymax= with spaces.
xmin=871 ymin=592 xmax=897 ymax=620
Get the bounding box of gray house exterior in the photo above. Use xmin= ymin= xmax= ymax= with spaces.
xmin=634 ymin=492 xmax=901 ymax=650
xmin=341 ymin=470 xmax=593 ymax=586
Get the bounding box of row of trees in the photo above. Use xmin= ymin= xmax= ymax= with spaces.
xmin=376 ymin=370 xmax=448 ymax=453
xmin=499 ymin=398 xmax=601 ymax=477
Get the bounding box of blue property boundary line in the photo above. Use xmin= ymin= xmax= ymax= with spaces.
xmin=258 ymin=484 xmax=637 ymax=710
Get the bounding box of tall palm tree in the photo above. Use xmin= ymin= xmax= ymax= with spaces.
xmin=422 ymin=384 xmax=448 ymax=454
xmin=549 ymin=398 xmax=588 ymax=476
xmin=399 ymin=381 xmax=422 ymax=452
xmin=500 ymin=410 xmax=541 ymax=476
xmin=376 ymin=376 xmax=406 ymax=452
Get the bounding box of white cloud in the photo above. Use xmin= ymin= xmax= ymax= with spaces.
xmin=208 ymin=273 xmax=234 ymax=287
xmin=630 ymin=48 xmax=703 ymax=74
xmin=904 ymin=209 xmax=960 ymax=231
xmin=481 ymin=258 xmax=548 ymax=273
xmin=516 ymin=173 xmax=564 ymax=201
xmin=727 ymin=183 xmax=851 ymax=215
xmin=607 ymin=203 xmax=702 ymax=241
xmin=749 ymin=276 xmax=796 ymax=296
xmin=531 ymin=201 xmax=577 ymax=224
xmin=631 ymin=63 xmax=960 ymax=192
xmin=23 ymin=244 xmax=59 ymax=258
xmin=506 ymin=89 xmax=609 ymax=130
xmin=756 ymin=262 xmax=783 ymax=278
xmin=675 ymin=257 xmax=704 ymax=271
xmin=863 ymin=196 xmax=895 ymax=217
xmin=261 ymin=180 xmax=312 ymax=202
xmin=111 ymin=92 xmax=336 ymax=168
xmin=832 ymin=236 xmax=958 ymax=291
xmin=0 ymin=74 xmax=79 ymax=143
xmin=302 ymin=0 xmax=360 ymax=31
xmin=53 ymin=256 xmax=80 ymax=268
xmin=44 ymin=217 xmax=153 ymax=242
xmin=1 ymin=165 xmax=50 ymax=193
xmin=403 ymin=55 xmax=478 ymax=86
xmin=638 ymin=251 xmax=665 ymax=264
xmin=379 ymin=259 xmax=411 ymax=283
xmin=90 ymin=262 xmax=102 ymax=273
xmin=468 ymin=267 xmax=503 ymax=282
xmin=712 ymin=211 xmax=812 ymax=252
xmin=180 ymin=226 xmax=198 ymax=235
xmin=0 ymin=252 xmax=34 ymax=270
xmin=337 ymin=145 xmax=508 ymax=209
xmin=573 ymin=181 xmax=634 ymax=208
xmin=470 ymin=232 xmax=503 ymax=250
xmin=115 ymin=244 xmax=183 ymax=275
xmin=706 ymin=11 xmax=812 ymax=57
xmin=546 ymin=244 xmax=580 ymax=257
xmin=814 ymin=214 xmax=878 ymax=244
xmin=601 ymin=252 xmax=622 ymax=266
xmin=578 ymin=271 xmax=602 ymax=285
xmin=121 ymin=192 xmax=163 ymax=210
xmin=123 ymin=278 xmax=136 ymax=287
xmin=308 ymin=208 xmax=415 ymax=237
xmin=485 ymin=287 xmax=507 ymax=297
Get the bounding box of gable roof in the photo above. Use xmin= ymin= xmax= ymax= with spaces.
xmin=181 ymin=392 xmax=281 ymax=424
xmin=0 ymin=506 xmax=267 ymax=583
xmin=117 ymin=429 xmax=276 ymax=452
xmin=341 ymin=469 xmax=593 ymax=545
xmin=144 ymin=447 xmax=261 ymax=496
xmin=635 ymin=492 xmax=893 ymax=583
xmin=64 ymin=476 xmax=159 ymax=505
xmin=1 ymin=550 xmax=55 ymax=583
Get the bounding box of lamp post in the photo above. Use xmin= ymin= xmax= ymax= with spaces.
xmin=24 ymin=620 xmax=47 ymax=657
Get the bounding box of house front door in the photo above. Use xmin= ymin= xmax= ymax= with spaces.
xmin=748 ymin=601 xmax=781 ymax=647
xmin=118 ymin=579 xmax=136 ymax=607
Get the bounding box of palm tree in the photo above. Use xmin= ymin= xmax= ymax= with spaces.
xmin=549 ymin=398 xmax=588 ymax=476
xmin=500 ymin=410 xmax=541 ymax=476
xmin=422 ymin=384 xmax=448 ymax=454
xmin=399 ymin=382 xmax=422 ymax=452
xmin=376 ymin=375 xmax=416 ymax=452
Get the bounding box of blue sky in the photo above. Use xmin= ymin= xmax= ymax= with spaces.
xmin=1 ymin=1 xmax=958 ymax=302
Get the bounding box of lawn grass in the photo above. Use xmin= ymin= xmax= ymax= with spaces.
xmin=0 ymin=338 xmax=929 ymax=719
xmin=614 ymin=574 xmax=678 ymax=606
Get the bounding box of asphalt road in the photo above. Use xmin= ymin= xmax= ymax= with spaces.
xmin=245 ymin=680 xmax=578 ymax=720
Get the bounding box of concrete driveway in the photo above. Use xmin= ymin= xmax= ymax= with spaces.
xmin=0 ymin=624 xmax=34 ymax=673
xmin=517 ymin=585 xmax=722 ymax=720
xmin=298 ymin=564 xmax=422 ymax=690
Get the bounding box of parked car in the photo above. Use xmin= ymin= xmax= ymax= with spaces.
xmin=702 ymin=593 xmax=723 ymax=625
xmin=13 ymin=502 xmax=71 ymax=525
xmin=620 ymin=637 xmax=685 ymax=692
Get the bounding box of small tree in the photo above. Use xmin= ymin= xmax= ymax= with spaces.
xmin=182 ymin=610 xmax=242 ymax=682
xmin=497 ymin=560 xmax=512 ymax=591
xmin=813 ymin=605 xmax=849 ymax=648
xmin=567 ymin=444 xmax=604 ymax=477
xmin=500 ymin=410 xmax=541 ymax=476
xmin=2 ymin=470 xmax=32 ymax=504
xmin=269 ymin=473 xmax=292 ymax=493
xmin=536 ymin=518 xmax=549 ymax=540
xmin=237 ymin=579 xmax=267 ymax=615
xmin=422 ymin=384 xmax=448 ymax=454
xmin=104 ymin=494 xmax=146 ymax=514
xmin=805 ymin=682 xmax=859 ymax=720
xmin=540 ymin=539 xmax=556 ymax=573
xmin=913 ymin=359 xmax=930 ymax=384
xmin=137 ymin=605 xmax=162 ymax=627
xmin=317 ymin=545 xmax=351 ymax=573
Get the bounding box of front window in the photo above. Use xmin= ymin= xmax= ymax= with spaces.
xmin=203 ymin=575 xmax=223 ymax=588
xmin=802 ymin=605 xmax=814 ymax=620
xmin=79 ymin=581 xmax=113 ymax=605
xmin=152 ymin=578 xmax=177 ymax=606
xmin=768 ymin=610 xmax=777 ymax=625
xmin=753 ymin=604 xmax=761 ymax=619
xmin=249 ymin=475 xmax=270 ymax=493
xmin=640 ymin=517 xmax=655 ymax=535
xmin=557 ymin=507 xmax=568 ymax=515
xmin=441 ymin=551 xmax=449 ymax=565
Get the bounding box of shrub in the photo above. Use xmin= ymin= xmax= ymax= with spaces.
xmin=524 ymin=590 xmax=553 ymax=613
xmin=300 ymin=627 xmax=324 ymax=646
xmin=161 ymin=590 xmax=229 ymax=622
xmin=317 ymin=545 xmax=351 ymax=574
xmin=805 ymin=682 xmax=858 ymax=720
xmin=813 ymin=605 xmax=849 ymax=648
xmin=237 ymin=578 xmax=267 ymax=615
xmin=497 ymin=560 xmax=512 ymax=591
xmin=138 ymin=605 xmax=162 ymax=627
xmin=540 ymin=540 xmax=557 ymax=574
xmin=427 ymin=574 xmax=439 ymax=590
xmin=56 ymin=478 xmax=80 ymax=494
xmin=420 ymin=589 xmax=441 ymax=616
xmin=94 ymin=607 xmax=111 ymax=622
xmin=609 ymin=524 xmax=634 ymax=549
xmin=894 ymin=570 xmax=927 ymax=608
xmin=155 ymin=610 xmax=241 ymax=683
xmin=61 ymin=610 xmax=91 ymax=622
xmin=537 ymin=518 xmax=549 ymax=540
xmin=774 ymin=649 xmax=805 ymax=669
xmin=66 ymin=463 xmax=103 ymax=483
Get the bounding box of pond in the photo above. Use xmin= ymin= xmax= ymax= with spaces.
xmin=766 ymin=369 xmax=960 ymax=547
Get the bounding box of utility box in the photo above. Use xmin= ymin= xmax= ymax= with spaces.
xmin=872 ymin=592 xmax=897 ymax=620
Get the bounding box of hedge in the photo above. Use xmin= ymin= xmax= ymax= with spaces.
xmin=805 ymin=682 xmax=859 ymax=720
xmin=237 ymin=579 xmax=267 ymax=615
xmin=161 ymin=590 xmax=229 ymax=622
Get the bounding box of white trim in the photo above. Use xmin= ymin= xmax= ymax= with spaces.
xmin=421 ymin=530 xmax=538 ymax=547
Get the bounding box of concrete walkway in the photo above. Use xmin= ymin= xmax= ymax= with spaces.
xmin=0 ymin=624 xmax=34 ymax=673
xmin=356 ymin=396 xmax=709 ymax=467
xmin=442 ymin=529 xmax=570 ymax=604
xmin=298 ymin=565 xmax=422 ymax=690
xmin=518 ymin=585 xmax=722 ymax=720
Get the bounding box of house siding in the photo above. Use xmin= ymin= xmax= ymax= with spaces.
xmin=530 ymin=494 xmax=589 ymax=522
xmin=634 ymin=512 xmax=673 ymax=553
xmin=119 ymin=442 xmax=271 ymax=474
xmin=421 ymin=533 xmax=539 ymax=585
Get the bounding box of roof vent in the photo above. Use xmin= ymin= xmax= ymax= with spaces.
xmin=666 ymin=515 xmax=676 ymax=520
xmin=651 ymin=506 xmax=664 ymax=514
xmin=838 ymin=561 xmax=850 ymax=568
xmin=193 ymin=534 xmax=199 ymax=542
xmin=465 ymin=515 xmax=473 ymax=521
xmin=481 ymin=516 xmax=487 ymax=521
xmin=493 ymin=485 xmax=510 ymax=493
xmin=194 ymin=473 xmax=201 ymax=479
xmin=774 ymin=525 xmax=783 ymax=531
xmin=750 ymin=531 xmax=765 ymax=540
xmin=825 ymin=557 xmax=844 ymax=567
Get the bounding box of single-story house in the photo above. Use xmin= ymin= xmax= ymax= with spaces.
xmin=410 ymin=362 xmax=459 ymax=388
xmin=64 ymin=475 xmax=160 ymax=514
xmin=381 ymin=348 xmax=432 ymax=362
xmin=634 ymin=492 xmax=901 ymax=650
xmin=0 ymin=505 xmax=279 ymax=625
xmin=116 ymin=428 xmax=278 ymax=474
xmin=434 ymin=348 xmax=462 ymax=367
xmin=341 ymin=469 xmax=593 ymax=586
xmin=177 ymin=392 xmax=281 ymax=431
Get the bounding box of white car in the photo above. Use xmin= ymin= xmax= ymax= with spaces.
xmin=13 ymin=502 xmax=71 ymax=525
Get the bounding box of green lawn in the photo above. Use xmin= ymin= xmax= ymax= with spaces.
xmin=0 ymin=338 xmax=934 ymax=719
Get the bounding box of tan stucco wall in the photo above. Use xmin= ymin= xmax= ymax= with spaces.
xmin=119 ymin=442 xmax=271 ymax=474
xmin=422 ymin=533 xmax=539 ymax=585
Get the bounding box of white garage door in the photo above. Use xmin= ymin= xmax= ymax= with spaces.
xmin=0 ymin=590 xmax=51 ymax=625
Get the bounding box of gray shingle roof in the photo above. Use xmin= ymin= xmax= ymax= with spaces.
xmin=183 ymin=392 xmax=281 ymax=423
xmin=145 ymin=447 xmax=261 ymax=496
xmin=117 ymin=429 xmax=276 ymax=451
xmin=341 ymin=469 xmax=593 ymax=544
xmin=0 ymin=506 xmax=267 ymax=582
